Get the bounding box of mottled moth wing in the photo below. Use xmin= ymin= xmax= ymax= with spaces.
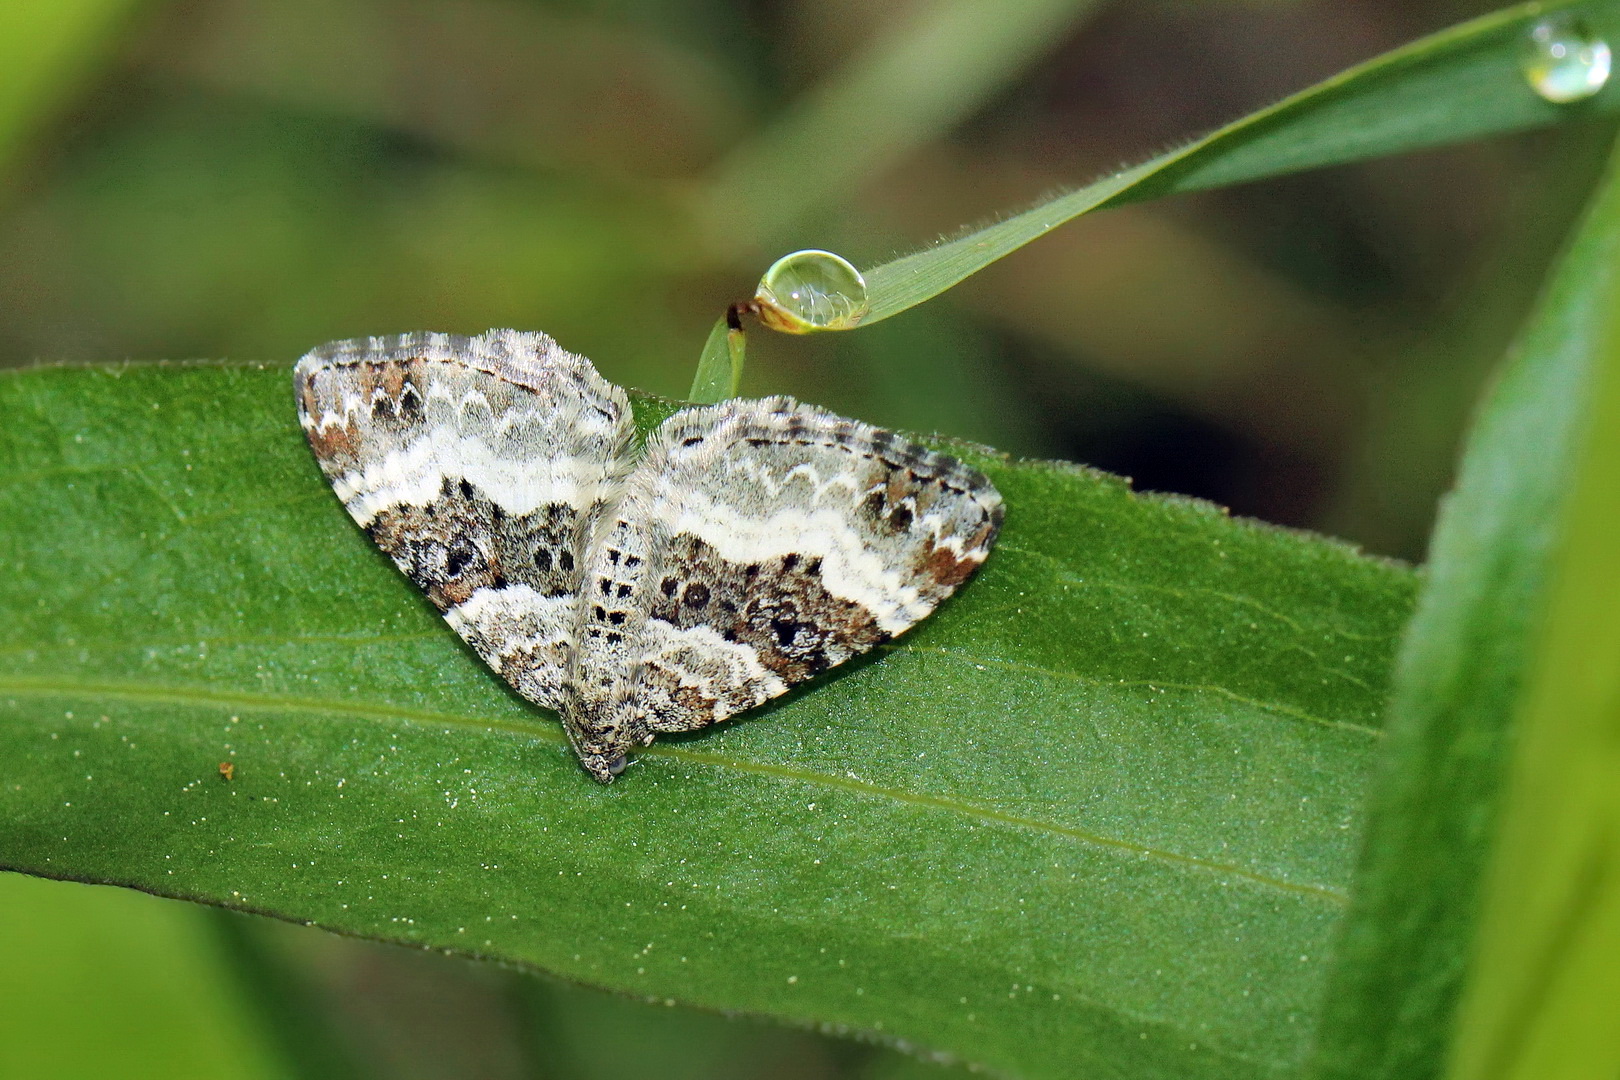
xmin=567 ymin=396 xmax=1003 ymax=771
xmin=294 ymin=330 xmax=632 ymax=710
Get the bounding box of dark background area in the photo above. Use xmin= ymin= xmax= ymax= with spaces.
xmin=0 ymin=1 xmax=1612 ymax=1076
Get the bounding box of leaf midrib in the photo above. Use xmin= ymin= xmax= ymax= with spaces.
xmin=0 ymin=670 xmax=1351 ymax=904
xmin=0 ymin=621 xmax=1385 ymax=739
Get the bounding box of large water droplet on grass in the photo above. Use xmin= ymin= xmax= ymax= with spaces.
xmin=753 ymin=249 xmax=869 ymax=333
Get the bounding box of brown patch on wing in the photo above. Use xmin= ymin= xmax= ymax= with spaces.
xmin=300 ymin=358 xmax=432 ymax=477
xmin=305 ymin=417 xmax=362 ymax=473
xmin=917 ymin=540 xmax=980 ymax=589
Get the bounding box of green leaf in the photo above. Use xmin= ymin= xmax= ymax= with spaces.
xmin=0 ymin=871 xmax=292 ymax=1080
xmin=1445 ymin=247 xmax=1620 ymax=1076
xmin=0 ymin=363 xmax=1415 ymax=1079
xmin=1447 ymin=172 xmax=1620 ymax=1076
xmin=688 ymin=314 xmax=745 ymax=405
xmin=1442 ymin=132 xmax=1620 ymax=1076
xmin=1307 ymin=120 xmax=1620 ymax=1080
xmin=842 ymin=0 xmax=1620 ymax=327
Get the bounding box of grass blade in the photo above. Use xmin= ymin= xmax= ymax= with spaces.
xmin=1308 ymin=120 xmax=1620 ymax=1080
xmin=852 ymin=0 xmax=1620 ymax=327
xmin=1442 ymin=142 xmax=1620 ymax=1080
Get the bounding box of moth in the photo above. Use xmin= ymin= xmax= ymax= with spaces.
xmin=295 ymin=330 xmax=1002 ymax=781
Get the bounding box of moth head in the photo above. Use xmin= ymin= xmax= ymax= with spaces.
xmin=578 ymin=748 xmax=629 ymax=784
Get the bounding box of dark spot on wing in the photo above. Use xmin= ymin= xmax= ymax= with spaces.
xmin=398 ymin=383 xmax=423 ymax=420
xmin=445 ymin=539 xmax=478 ymax=578
xmin=861 ymin=490 xmax=886 ymax=521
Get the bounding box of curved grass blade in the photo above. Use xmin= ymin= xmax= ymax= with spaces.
xmin=836 ymin=0 xmax=1620 ymax=327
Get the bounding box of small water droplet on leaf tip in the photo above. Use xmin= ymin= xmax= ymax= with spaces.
xmin=1521 ymin=15 xmax=1611 ymax=104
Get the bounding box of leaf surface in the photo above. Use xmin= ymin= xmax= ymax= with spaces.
xmin=0 ymin=362 xmax=1415 ymax=1079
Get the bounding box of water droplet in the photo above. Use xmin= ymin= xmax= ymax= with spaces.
xmin=753 ymin=249 xmax=869 ymax=333
xmin=1521 ymin=15 xmax=1611 ymax=104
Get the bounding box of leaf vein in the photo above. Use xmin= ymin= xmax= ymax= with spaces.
xmin=0 ymin=675 xmax=1349 ymax=904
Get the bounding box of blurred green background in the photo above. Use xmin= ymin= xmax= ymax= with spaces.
xmin=0 ymin=0 xmax=1612 ymax=1076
